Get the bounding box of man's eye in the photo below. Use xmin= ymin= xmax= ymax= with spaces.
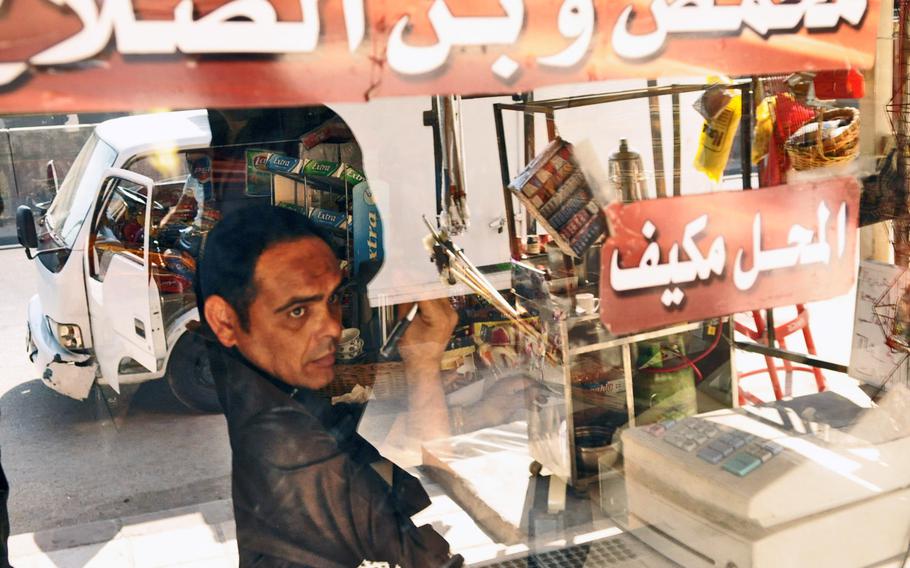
xmin=289 ymin=306 xmax=306 ymax=319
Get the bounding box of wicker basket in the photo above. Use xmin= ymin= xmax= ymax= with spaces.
xmin=785 ymin=107 xmax=860 ymax=171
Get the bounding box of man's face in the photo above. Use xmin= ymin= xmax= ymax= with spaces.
xmin=232 ymin=237 xmax=343 ymax=390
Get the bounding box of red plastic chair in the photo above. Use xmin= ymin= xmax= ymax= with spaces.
xmin=734 ymin=305 xmax=826 ymax=405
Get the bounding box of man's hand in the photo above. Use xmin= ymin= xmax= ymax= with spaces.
xmin=397 ymin=299 xmax=458 ymax=370
xmin=463 ymin=375 xmax=545 ymax=432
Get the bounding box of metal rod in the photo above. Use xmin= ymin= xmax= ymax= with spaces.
xmin=647 ymin=79 xmax=668 ymax=198
xmin=623 ymin=344 xmax=636 ymax=427
xmin=672 ymin=91 xmax=681 ymax=197
xmin=493 ymin=103 xmax=519 ymax=259
xmin=545 ymin=110 xmax=558 ymax=141
xmin=765 ymin=309 xmax=776 ymax=346
xmin=523 ymin=92 xmax=537 ymax=234
xmin=728 ymin=320 xmax=740 ymax=408
xmin=733 ymin=341 xmax=848 ymax=374
xmin=495 ymin=83 xmax=749 ymax=114
xmin=568 ymin=321 xmax=703 ymax=356
xmin=740 ymin=84 xmax=753 ymax=190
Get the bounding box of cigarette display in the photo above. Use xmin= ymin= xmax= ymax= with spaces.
xmin=508 ymin=138 xmax=607 ymax=257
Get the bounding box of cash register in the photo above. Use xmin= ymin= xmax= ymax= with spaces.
xmin=622 ymin=388 xmax=910 ymax=567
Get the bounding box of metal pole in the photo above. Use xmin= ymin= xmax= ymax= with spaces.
xmin=523 ymin=92 xmax=537 ymax=234
xmin=647 ymin=79 xmax=668 ymax=198
xmin=672 ymin=92 xmax=681 ymax=196
xmin=739 ymin=84 xmax=753 ymax=190
xmin=493 ymin=104 xmax=519 ymax=259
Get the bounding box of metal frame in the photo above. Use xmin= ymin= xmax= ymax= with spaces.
xmin=547 ymin=312 xmax=736 ymax=489
xmin=493 ymin=81 xmax=753 ymax=258
xmin=495 ymin=81 xmax=868 ymax=489
xmin=495 ymin=80 xmax=844 ymax=378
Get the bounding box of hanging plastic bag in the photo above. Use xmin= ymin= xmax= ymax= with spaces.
xmin=694 ymin=90 xmax=742 ymax=182
xmin=752 ymin=96 xmax=774 ymax=165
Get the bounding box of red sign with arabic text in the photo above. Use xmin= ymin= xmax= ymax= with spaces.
xmin=0 ymin=0 xmax=881 ymax=113
xmin=599 ymin=178 xmax=860 ymax=335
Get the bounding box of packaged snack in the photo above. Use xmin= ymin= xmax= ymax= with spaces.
xmin=555 ymin=160 xmax=575 ymax=185
xmin=694 ymin=90 xmax=742 ymax=182
xmin=550 ymin=154 xmax=567 ymax=172
xmin=570 ymin=215 xmax=605 ymax=255
xmin=540 ymin=172 xmax=587 ymax=217
xmin=549 ymin=195 xmax=588 ymax=229
xmin=340 ymin=165 xmax=366 ymax=185
xmin=558 ymin=208 xmax=592 ymax=239
xmin=268 ymin=154 xmax=301 ymax=175
xmin=302 ymin=158 xmax=341 ymax=177
xmin=523 ymin=176 xmax=543 ymax=197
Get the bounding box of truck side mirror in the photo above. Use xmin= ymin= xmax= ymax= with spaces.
xmin=46 ymin=160 xmax=59 ymax=196
xmin=16 ymin=205 xmax=38 ymax=251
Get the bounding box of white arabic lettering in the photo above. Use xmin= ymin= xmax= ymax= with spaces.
xmin=0 ymin=0 xmax=871 ymax=87
xmin=537 ymin=0 xmax=595 ymax=68
xmin=733 ymin=201 xmax=844 ymax=291
xmin=386 ymin=0 xmax=524 ymax=79
xmin=610 ymin=215 xmax=726 ymax=307
xmin=612 ymin=200 xmax=849 ymax=308
xmin=176 ymin=0 xmax=320 ymax=53
xmin=343 ymin=0 xmax=366 ymax=52
xmin=0 ymin=63 xmax=27 ymax=86
xmin=612 ymin=0 xmax=868 ymax=60
xmin=25 ymin=0 xmax=319 ymax=70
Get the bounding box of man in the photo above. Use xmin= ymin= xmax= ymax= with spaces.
xmin=195 ymin=204 xmax=463 ymax=568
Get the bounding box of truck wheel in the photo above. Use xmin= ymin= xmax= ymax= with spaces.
xmin=166 ymin=332 xmax=221 ymax=413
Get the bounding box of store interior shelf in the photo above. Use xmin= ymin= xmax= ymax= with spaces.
xmin=272 ymin=171 xmax=350 ymax=195
xmin=567 ymin=321 xmax=703 ymax=356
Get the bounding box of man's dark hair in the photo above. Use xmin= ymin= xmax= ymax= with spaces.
xmin=195 ymin=204 xmax=328 ymax=330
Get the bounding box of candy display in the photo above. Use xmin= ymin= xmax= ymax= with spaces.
xmin=508 ymin=138 xmax=606 ymax=258
xmin=252 ymin=151 xmax=366 ymax=187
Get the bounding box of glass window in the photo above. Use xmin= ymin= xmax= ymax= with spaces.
xmin=90 ymin=177 xmax=148 ymax=280
xmin=127 ymin=151 xmax=191 ymax=185
xmin=43 ymin=134 xmax=117 ymax=249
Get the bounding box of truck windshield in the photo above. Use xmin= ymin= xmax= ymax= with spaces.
xmin=44 ymin=134 xmax=117 ymax=249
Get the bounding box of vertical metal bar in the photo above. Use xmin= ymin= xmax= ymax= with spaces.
xmin=766 ymin=308 xmax=776 ymax=345
xmin=494 ymin=104 xmax=519 ymax=259
xmin=739 ymin=84 xmax=753 ymax=190
xmin=523 ymin=93 xmax=537 ymax=235
xmin=647 ymin=79 xmax=668 ymax=198
xmin=561 ymin=320 xmax=578 ymax=484
xmin=4 ymin=133 xmax=20 ymax=206
xmin=545 ymin=110 xmax=558 ymax=141
xmin=728 ymin=318 xmax=740 ymax=408
xmin=623 ymin=343 xmax=636 ymax=427
xmin=672 ymin=91 xmax=681 ymax=197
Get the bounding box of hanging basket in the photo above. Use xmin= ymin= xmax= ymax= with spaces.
xmin=784 ymin=107 xmax=860 ymax=171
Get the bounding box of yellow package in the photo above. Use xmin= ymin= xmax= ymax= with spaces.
xmin=751 ymin=96 xmax=774 ymax=165
xmin=694 ymin=92 xmax=742 ymax=182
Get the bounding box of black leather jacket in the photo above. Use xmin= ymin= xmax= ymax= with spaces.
xmin=206 ymin=341 xmax=461 ymax=568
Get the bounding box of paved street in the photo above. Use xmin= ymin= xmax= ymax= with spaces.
xmin=0 ymin=247 xmax=232 ymax=536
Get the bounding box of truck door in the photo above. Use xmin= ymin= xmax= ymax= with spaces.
xmin=84 ymin=169 xmax=166 ymax=392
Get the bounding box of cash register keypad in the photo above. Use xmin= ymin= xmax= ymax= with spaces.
xmin=644 ymin=418 xmax=783 ymax=476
